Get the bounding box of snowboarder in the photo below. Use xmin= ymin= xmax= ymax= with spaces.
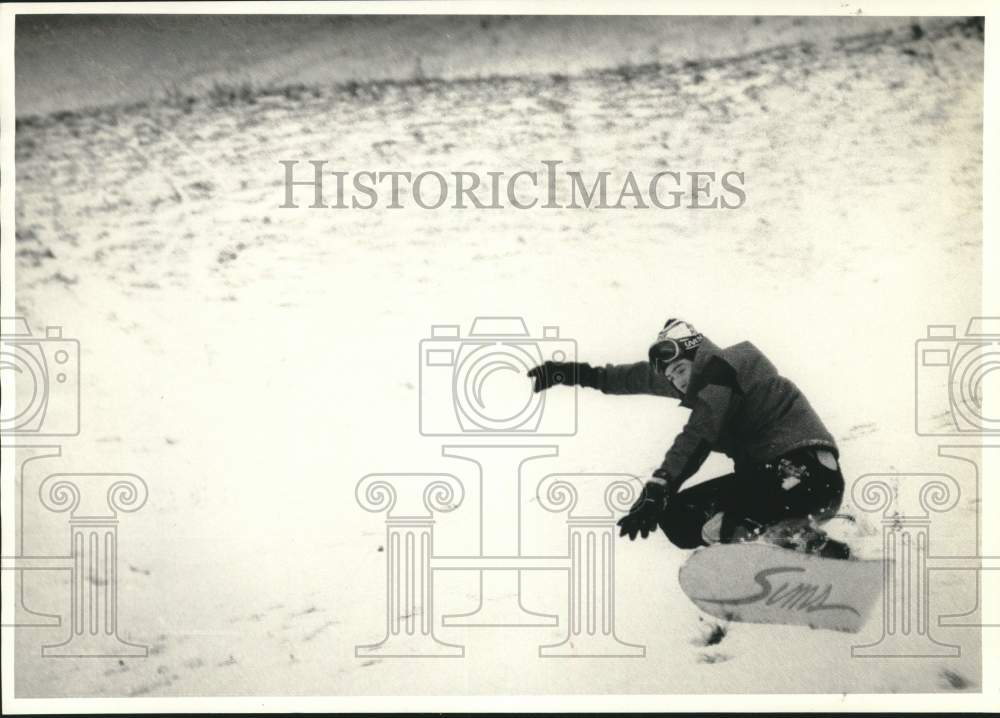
xmin=528 ymin=318 xmax=850 ymax=558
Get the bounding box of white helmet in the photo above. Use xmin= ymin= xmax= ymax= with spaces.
xmin=648 ymin=318 xmax=704 ymax=373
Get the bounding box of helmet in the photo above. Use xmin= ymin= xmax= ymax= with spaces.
xmin=648 ymin=318 xmax=703 ymax=374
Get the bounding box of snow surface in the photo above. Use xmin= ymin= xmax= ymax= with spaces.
xmin=10 ymin=16 xmax=985 ymax=697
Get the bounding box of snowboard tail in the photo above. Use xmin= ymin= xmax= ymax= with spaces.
xmin=678 ymin=543 xmax=884 ymax=633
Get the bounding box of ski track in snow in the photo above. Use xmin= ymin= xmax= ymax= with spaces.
xmin=12 ymin=18 xmax=983 ymax=696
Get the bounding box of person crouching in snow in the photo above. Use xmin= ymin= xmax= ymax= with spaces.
xmin=527 ymin=318 xmax=850 ymax=559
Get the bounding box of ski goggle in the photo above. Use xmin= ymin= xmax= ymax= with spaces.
xmin=648 ymin=334 xmax=703 ymax=375
xmin=649 ymin=340 xmax=684 ymax=375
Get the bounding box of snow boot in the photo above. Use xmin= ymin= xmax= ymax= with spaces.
xmin=701 ymin=512 xmax=761 ymax=545
xmin=758 ymin=518 xmax=852 ymax=560
xmin=702 ymin=514 xmax=852 ymax=559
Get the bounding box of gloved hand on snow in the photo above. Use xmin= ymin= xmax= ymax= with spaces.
xmin=617 ymin=472 xmax=672 ymax=541
xmin=527 ymin=361 xmax=605 ymax=393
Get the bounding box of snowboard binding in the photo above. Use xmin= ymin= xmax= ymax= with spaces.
xmin=701 ymin=513 xmax=852 ymax=560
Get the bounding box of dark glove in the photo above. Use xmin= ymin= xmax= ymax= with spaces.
xmin=617 ymin=473 xmax=672 ymax=541
xmin=527 ymin=361 xmax=605 ymax=393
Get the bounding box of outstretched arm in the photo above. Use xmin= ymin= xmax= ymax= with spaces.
xmin=601 ymin=361 xmax=682 ymax=398
xmin=527 ymin=361 xmax=607 ymax=392
xmin=528 ymin=360 xmax=681 ymax=398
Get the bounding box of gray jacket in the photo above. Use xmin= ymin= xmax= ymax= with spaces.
xmin=600 ymin=338 xmax=837 ymax=488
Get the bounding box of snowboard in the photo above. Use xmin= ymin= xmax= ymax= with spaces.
xmin=678 ymin=542 xmax=884 ymax=633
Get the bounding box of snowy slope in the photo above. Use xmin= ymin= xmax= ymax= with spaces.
xmin=16 ymin=15 xmax=915 ymax=118
xmin=11 ymin=17 xmax=984 ymax=697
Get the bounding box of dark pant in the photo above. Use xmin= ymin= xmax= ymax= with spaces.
xmin=659 ymin=447 xmax=844 ymax=549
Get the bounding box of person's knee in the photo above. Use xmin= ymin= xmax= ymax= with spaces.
xmin=661 ymin=525 xmax=704 ymax=549
xmin=814 ymin=483 xmax=844 ymax=523
xmin=806 ymin=464 xmax=845 ymax=523
xmin=658 ymin=505 xmax=706 ymax=549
